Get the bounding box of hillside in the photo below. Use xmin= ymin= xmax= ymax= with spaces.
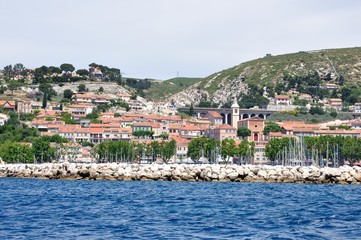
xmin=166 ymin=47 xmax=361 ymax=106
xmin=144 ymin=77 xmax=202 ymax=100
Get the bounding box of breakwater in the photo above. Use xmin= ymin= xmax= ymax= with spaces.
xmin=1 ymin=163 xmax=361 ymax=184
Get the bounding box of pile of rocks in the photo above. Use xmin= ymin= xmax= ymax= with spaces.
xmin=1 ymin=163 xmax=361 ymax=184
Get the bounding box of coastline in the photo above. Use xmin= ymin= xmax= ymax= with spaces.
xmin=1 ymin=163 xmax=361 ymax=184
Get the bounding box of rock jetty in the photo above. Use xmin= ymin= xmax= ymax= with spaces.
xmin=1 ymin=163 xmax=361 ymax=184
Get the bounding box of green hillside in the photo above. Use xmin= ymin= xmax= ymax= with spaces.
xmin=144 ymin=47 xmax=361 ymax=105
xmin=144 ymin=77 xmax=202 ymax=100
xmin=199 ymin=47 xmax=361 ymax=95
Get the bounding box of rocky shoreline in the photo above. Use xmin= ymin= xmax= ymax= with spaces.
xmin=1 ymin=163 xmax=361 ymax=184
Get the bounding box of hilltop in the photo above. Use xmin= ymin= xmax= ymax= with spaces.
xmin=155 ymin=47 xmax=361 ymax=106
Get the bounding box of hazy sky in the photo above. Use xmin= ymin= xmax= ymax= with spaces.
xmin=1 ymin=0 xmax=361 ymax=79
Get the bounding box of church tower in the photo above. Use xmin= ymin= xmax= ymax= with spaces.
xmin=231 ymin=96 xmax=240 ymax=129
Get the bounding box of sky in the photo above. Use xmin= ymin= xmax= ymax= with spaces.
xmin=1 ymin=0 xmax=361 ymax=80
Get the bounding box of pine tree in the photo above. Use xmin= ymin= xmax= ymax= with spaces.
xmin=42 ymin=91 xmax=47 ymax=109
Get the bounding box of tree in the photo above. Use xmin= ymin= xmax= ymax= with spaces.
xmin=132 ymin=130 xmax=154 ymax=138
xmin=338 ymin=75 xmax=345 ymax=86
xmin=263 ymin=122 xmax=282 ymax=135
xmin=160 ymin=140 xmax=176 ymax=163
xmin=77 ymin=84 xmax=86 ymax=93
xmin=237 ymin=127 xmax=251 ymax=139
xmin=221 ymin=138 xmax=237 ymax=163
xmin=13 ymin=63 xmax=26 ymax=77
xmin=63 ymin=89 xmax=73 ymax=99
xmin=340 ymin=87 xmax=352 ymax=101
xmin=189 ymin=104 xmax=194 ymax=116
xmin=331 ymin=89 xmax=338 ymax=98
xmin=7 ymin=80 xmax=23 ymax=95
xmin=330 ymin=111 xmax=338 ymax=118
xmin=98 ymin=86 xmax=104 ymax=93
xmin=0 ymin=141 xmax=33 ymax=163
xmin=76 ymin=69 xmax=89 ymax=76
xmin=60 ymin=63 xmax=75 ymax=75
xmin=309 ymin=106 xmax=325 ymax=115
xmin=346 ymin=95 xmax=359 ymax=105
xmin=60 ymin=112 xmax=76 ymax=124
xmin=39 ymin=83 xmax=57 ymax=100
xmin=32 ymin=138 xmax=55 ymax=162
xmin=42 ymin=91 xmax=47 ymax=109
xmin=3 ymin=65 xmax=14 ymax=79
xmin=265 ymin=138 xmax=292 ymax=163
xmin=275 ymin=82 xmax=285 ymax=95
xmin=187 ymin=137 xmax=208 ymax=160
xmin=237 ymin=140 xmax=255 ymax=163
xmin=147 ymin=141 xmax=161 ymax=162
xmin=48 ymin=66 xmax=62 ymax=75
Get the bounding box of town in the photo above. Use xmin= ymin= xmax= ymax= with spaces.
xmin=1 ymin=62 xmax=361 ymax=167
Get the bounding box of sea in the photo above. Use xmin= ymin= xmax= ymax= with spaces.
xmin=0 ymin=178 xmax=360 ymax=240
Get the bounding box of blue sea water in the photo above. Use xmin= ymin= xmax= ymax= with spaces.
xmin=0 ymin=179 xmax=360 ymax=240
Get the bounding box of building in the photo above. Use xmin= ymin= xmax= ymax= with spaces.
xmin=204 ymin=111 xmax=223 ymax=125
xmin=231 ymin=97 xmax=240 ymax=129
xmin=69 ymin=104 xmax=94 ymax=117
xmin=180 ymin=125 xmax=203 ymax=139
xmin=17 ymin=99 xmax=32 ymax=114
xmin=73 ymin=94 xmax=110 ymax=105
xmin=206 ymin=124 xmax=237 ymax=141
xmin=118 ymin=93 xmax=132 ymax=102
xmin=328 ymin=98 xmax=343 ymax=111
xmin=0 ymin=100 xmax=16 ymax=111
xmin=354 ymin=103 xmax=361 ymax=113
xmin=0 ymin=113 xmax=9 ymax=126
xmin=275 ymin=95 xmax=291 ymax=105
xmin=298 ymin=94 xmax=313 ymax=103
xmin=132 ymin=122 xmax=161 ymax=136
xmin=173 ymin=136 xmax=190 ymax=160
xmin=238 ymin=117 xmax=265 ymax=142
xmin=323 ymin=83 xmax=339 ymax=89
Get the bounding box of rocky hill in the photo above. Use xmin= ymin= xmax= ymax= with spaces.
xmin=159 ymin=47 xmax=361 ymax=106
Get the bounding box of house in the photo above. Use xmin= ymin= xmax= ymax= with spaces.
xmin=354 ymin=103 xmax=361 ymax=113
xmin=89 ymin=67 xmax=104 ymax=79
xmin=253 ymin=141 xmax=268 ymax=165
xmin=204 ymin=111 xmax=223 ymax=125
xmin=118 ymin=93 xmax=131 ymax=102
xmin=0 ymin=100 xmax=16 ymax=111
xmin=180 ymin=125 xmax=203 ymax=139
xmin=328 ymin=98 xmax=343 ymax=111
xmin=351 ymin=119 xmax=361 ymax=129
xmin=69 ymin=104 xmax=94 ymax=117
xmin=58 ymin=125 xmax=90 ymax=143
xmin=173 ymin=136 xmax=190 ymax=160
xmin=132 ymin=122 xmax=161 ymax=136
xmin=313 ymin=129 xmax=361 ymax=138
xmin=73 ymin=94 xmax=110 ymax=105
xmin=17 ymin=99 xmax=32 ymax=114
xmin=280 ymin=121 xmax=319 ymax=136
xmin=0 ymin=113 xmax=9 ymax=126
xmin=323 ymin=83 xmax=339 ymax=89
xmin=275 ymin=95 xmax=291 ymax=105
xmin=299 ymin=94 xmax=313 ymax=103
xmin=206 ymin=124 xmax=237 ymax=141
xmin=58 ymin=142 xmax=83 ymax=162
xmin=168 ymin=123 xmax=182 ymax=134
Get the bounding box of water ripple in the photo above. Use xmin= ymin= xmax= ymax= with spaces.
xmin=0 ymin=179 xmax=360 ymax=239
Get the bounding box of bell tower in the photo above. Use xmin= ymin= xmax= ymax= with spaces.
xmin=231 ymin=96 xmax=240 ymax=129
